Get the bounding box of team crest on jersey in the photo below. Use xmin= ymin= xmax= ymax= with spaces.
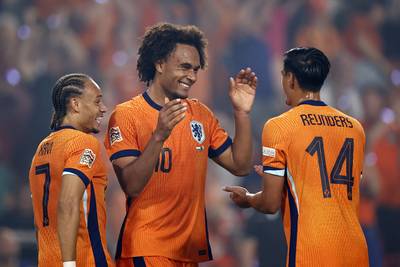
xmin=190 ymin=120 xmax=205 ymax=144
xmin=109 ymin=126 xmax=123 ymax=145
xmin=79 ymin=149 xmax=96 ymax=168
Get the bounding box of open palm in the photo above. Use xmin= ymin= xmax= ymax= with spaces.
xmin=229 ymin=67 xmax=257 ymax=113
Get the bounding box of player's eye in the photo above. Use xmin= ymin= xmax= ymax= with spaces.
xmin=180 ymin=63 xmax=192 ymax=70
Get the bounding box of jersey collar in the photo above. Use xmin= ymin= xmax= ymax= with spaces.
xmin=298 ymin=100 xmax=327 ymax=106
xmin=53 ymin=125 xmax=76 ymax=132
xmin=142 ymin=91 xmax=162 ymax=111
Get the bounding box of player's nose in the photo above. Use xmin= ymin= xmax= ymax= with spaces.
xmin=100 ymin=102 xmax=107 ymax=113
xmin=187 ymin=69 xmax=197 ymax=84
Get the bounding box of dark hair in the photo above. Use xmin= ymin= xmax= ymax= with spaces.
xmin=137 ymin=22 xmax=208 ymax=85
xmin=50 ymin=73 xmax=91 ymax=130
xmin=283 ymin=47 xmax=330 ymax=92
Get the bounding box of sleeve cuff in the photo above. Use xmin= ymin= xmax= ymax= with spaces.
xmin=208 ymin=136 xmax=233 ymax=158
xmin=63 ymin=261 xmax=76 ymax=267
xmin=63 ymin=168 xmax=90 ymax=187
xmin=263 ymin=166 xmax=285 ymax=177
xmin=110 ymin=149 xmax=141 ymax=161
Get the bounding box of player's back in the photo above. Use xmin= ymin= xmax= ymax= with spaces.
xmin=264 ymin=100 xmax=368 ymax=266
xmin=29 ymin=127 xmax=113 ymax=267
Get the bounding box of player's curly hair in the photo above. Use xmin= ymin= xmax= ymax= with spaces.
xmin=50 ymin=73 xmax=91 ymax=130
xmin=137 ymin=22 xmax=208 ymax=86
xmin=283 ymin=47 xmax=330 ymax=92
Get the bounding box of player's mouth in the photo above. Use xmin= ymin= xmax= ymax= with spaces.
xmin=95 ymin=116 xmax=103 ymax=124
xmin=178 ymin=80 xmax=192 ymax=89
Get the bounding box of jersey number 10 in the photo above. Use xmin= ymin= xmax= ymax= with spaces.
xmin=306 ymin=137 xmax=354 ymax=200
xmin=155 ymin=148 xmax=172 ymax=173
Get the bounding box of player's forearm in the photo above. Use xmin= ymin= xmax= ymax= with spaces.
xmin=231 ymin=111 xmax=253 ymax=175
xmin=247 ymin=191 xmax=280 ymax=214
xmin=57 ymin=199 xmax=80 ymax=261
xmin=120 ymin=135 xmax=164 ymax=197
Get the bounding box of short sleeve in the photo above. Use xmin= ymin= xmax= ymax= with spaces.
xmin=104 ymin=107 xmax=141 ymax=161
xmin=262 ymin=119 xmax=288 ymax=177
xmin=63 ymin=134 xmax=100 ymax=187
xmin=207 ymin=111 xmax=232 ymax=158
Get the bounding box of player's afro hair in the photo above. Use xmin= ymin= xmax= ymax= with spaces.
xmin=137 ymin=22 xmax=208 ymax=86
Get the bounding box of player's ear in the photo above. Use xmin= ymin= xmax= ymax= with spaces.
xmin=155 ymin=60 xmax=164 ymax=74
xmin=288 ymin=72 xmax=296 ymax=90
xmin=69 ymin=97 xmax=80 ymax=113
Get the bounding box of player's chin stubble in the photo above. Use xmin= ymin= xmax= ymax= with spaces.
xmin=168 ymin=91 xmax=188 ymax=100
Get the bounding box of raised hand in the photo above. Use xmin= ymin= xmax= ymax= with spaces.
xmin=153 ymin=98 xmax=187 ymax=142
xmin=223 ymin=185 xmax=251 ymax=208
xmin=229 ymin=67 xmax=258 ymax=114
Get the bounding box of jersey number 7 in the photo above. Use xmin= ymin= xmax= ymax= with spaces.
xmin=35 ymin=163 xmax=51 ymax=226
xmin=306 ymin=137 xmax=354 ymax=200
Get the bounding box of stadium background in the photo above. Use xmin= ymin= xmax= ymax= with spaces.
xmin=1 ymin=0 xmax=400 ymax=266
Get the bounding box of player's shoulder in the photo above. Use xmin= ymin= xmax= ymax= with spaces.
xmin=187 ymin=98 xmax=214 ymax=115
xmin=59 ymin=129 xmax=100 ymax=150
xmin=109 ymin=95 xmax=146 ymax=125
xmin=263 ymin=109 xmax=294 ymax=128
xmin=60 ymin=130 xmax=101 ymax=169
xmin=33 ymin=133 xmax=54 ymax=155
xmin=262 ymin=109 xmax=303 ymax=140
xmin=333 ymin=107 xmax=360 ymax=124
xmin=113 ymin=94 xmax=143 ymax=113
xmin=179 ymin=98 xmax=214 ymax=121
xmin=75 ymin=130 xmax=99 ymax=142
xmin=330 ymin=107 xmax=365 ymax=132
xmin=186 ymin=97 xmax=203 ymax=107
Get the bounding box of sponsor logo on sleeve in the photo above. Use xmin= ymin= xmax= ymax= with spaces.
xmin=262 ymin=146 xmax=276 ymax=158
xmin=109 ymin=126 xmax=123 ymax=145
xmin=79 ymin=149 xmax=96 ymax=168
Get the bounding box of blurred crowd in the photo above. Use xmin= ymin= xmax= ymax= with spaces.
xmin=1 ymin=0 xmax=400 ymax=266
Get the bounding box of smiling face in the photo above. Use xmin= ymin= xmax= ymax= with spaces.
xmin=156 ymin=43 xmax=201 ymax=99
xmin=76 ymin=79 xmax=107 ymax=134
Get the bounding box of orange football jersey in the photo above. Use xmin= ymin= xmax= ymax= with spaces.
xmin=104 ymin=92 xmax=231 ymax=263
xmin=262 ymin=100 xmax=369 ymax=267
xmin=29 ymin=126 xmax=114 ymax=267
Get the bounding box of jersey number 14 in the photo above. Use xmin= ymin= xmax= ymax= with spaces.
xmin=306 ymin=137 xmax=354 ymax=200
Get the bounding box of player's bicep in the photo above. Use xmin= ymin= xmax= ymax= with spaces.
xmin=260 ymin=172 xmax=285 ymax=212
xmin=59 ymin=174 xmax=86 ymax=204
xmin=206 ymin=107 xmax=234 ymax=171
xmin=111 ymin=156 xmax=138 ymax=188
xmin=211 ymin=145 xmax=234 ymax=170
